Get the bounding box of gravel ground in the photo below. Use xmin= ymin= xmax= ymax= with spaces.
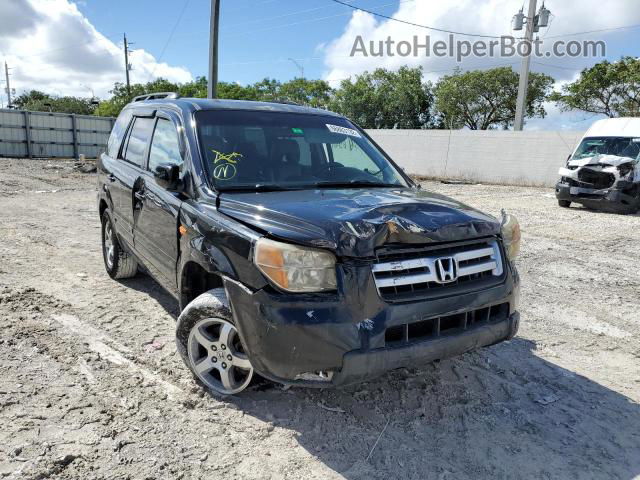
xmin=0 ymin=158 xmax=638 ymax=480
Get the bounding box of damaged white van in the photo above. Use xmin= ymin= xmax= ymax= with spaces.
xmin=556 ymin=117 xmax=640 ymax=213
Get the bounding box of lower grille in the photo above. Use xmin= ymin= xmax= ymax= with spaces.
xmin=384 ymin=303 xmax=510 ymax=348
xmin=372 ymin=238 xmax=504 ymax=302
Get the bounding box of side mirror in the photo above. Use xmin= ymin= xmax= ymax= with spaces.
xmin=154 ymin=164 xmax=180 ymax=190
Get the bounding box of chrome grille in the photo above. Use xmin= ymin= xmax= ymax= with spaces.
xmin=372 ymin=238 xmax=504 ymax=302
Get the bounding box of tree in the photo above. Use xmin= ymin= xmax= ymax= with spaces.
xmin=434 ymin=67 xmax=554 ymax=130
xmin=279 ymin=78 xmax=332 ymax=108
xmin=329 ymin=67 xmax=436 ymax=129
xmin=551 ymin=57 xmax=640 ymax=118
xmin=13 ymin=90 xmax=98 ymax=115
xmin=94 ymin=78 xmax=180 ymax=117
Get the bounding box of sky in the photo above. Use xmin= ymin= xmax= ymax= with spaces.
xmin=1 ymin=0 xmax=639 ymax=130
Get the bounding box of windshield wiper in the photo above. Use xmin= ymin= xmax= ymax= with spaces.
xmin=311 ymin=180 xmax=403 ymax=189
xmin=217 ymin=184 xmax=303 ymax=192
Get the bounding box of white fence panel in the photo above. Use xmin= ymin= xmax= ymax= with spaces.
xmin=0 ymin=109 xmax=114 ymax=159
xmin=368 ymin=129 xmax=585 ymax=187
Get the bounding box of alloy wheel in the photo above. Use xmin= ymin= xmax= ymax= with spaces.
xmin=103 ymin=221 xmax=115 ymax=269
xmin=187 ymin=318 xmax=253 ymax=395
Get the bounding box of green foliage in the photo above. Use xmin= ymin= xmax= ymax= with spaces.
xmin=93 ymin=78 xmax=181 ymax=117
xmin=93 ymin=76 xmax=332 ymax=116
xmin=13 ymin=90 xmax=98 ymax=115
xmin=329 ymin=66 xmax=436 ymax=129
xmin=551 ymin=57 xmax=640 ymax=118
xmin=278 ymin=78 xmax=332 ymax=108
xmin=435 ymin=67 xmax=554 ymax=130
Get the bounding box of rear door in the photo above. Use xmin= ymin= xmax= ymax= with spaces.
xmin=133 ymin=112 xmax=186 ymax=289
xmin=112 ymin=114 xmax=156 ymax=250
xmin=100 ymin=109 xmax=133 ymax=245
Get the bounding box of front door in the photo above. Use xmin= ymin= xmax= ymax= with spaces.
xmin=133 ymin=115 xmax=185 ymax=289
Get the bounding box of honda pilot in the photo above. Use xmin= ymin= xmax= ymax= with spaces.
xmin=98 ymin=93 xmax=521 ymax=395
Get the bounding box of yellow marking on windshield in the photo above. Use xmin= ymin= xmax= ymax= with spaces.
xmin=212 ymin=149 xmax=243 ymax=164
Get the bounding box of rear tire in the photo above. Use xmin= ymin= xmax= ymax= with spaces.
xmin=558 ymin=200 xmax=571 ymax=208
xmin=176 ymin=288 xmax=254 ymax=395
xmin=101 ymin=209 xmax=138 ymax=279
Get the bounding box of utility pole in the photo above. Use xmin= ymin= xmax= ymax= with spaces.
xmin=288 ymin=58 xmax=304 ymax=79
xmin=513 ymin=0 xmax=537 ymax=131
xmin=124 ymin=33 xmax=131 ymax=95
xmin=4 ymin=62 xmax=12 ymax=108
xmin=208 ymin=0 xmax=220 ymax=99
xmin=513 ymin=1 xmax=551 ymax=130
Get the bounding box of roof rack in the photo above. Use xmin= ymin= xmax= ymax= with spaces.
xmin=132 ymin=92 xmax=180 ymax=102
xmin=269 ymin=99 xmax=302 ymax=106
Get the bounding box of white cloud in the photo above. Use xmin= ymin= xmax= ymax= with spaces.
xmin=0 ymin=0 xmax=192 ymax=101
xmin=321 ymin=0 xmax=640 ymax=130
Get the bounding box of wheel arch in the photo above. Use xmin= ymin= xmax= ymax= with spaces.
xmin=178 ymin=260 xmax=225 ymax=311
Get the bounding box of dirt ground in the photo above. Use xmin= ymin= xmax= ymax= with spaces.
xmin=0 ymin=158 xmax=638 ymax=480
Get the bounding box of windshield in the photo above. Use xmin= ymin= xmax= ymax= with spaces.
xmin=572 ymin=136 xmax=640 ymax=161
xmin=195 ymin=110 xmax=409 ymax=191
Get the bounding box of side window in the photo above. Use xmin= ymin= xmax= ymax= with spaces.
xmin=123 ymin=117 xmax=155 ymax=168
xmin=330 ymin=137 xmax=380 ymax=174
xmin=148 ymin=118 xmax=184 ymax=175
xmin=107 ymin=110 xmax=133 ymax=158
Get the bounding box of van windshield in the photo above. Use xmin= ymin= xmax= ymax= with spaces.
xmin=195 ymin=110 xmax=409 ymax=191
xmin=572 ymin=136 xmax=640 ymax=161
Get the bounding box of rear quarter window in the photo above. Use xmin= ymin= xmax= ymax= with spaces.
xmin=106 ymin=110 xmax=133 ymax=158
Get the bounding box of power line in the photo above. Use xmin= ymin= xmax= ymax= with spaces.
xmin=328 ymin=0 xmax=506 ymax=39
xmin=223 ymin=0 xmax=415 ymax=39
xmin=545 ymin=23 xmax=640 ymax=39
xmin=147 ymin=0 xmax=191 ymax=81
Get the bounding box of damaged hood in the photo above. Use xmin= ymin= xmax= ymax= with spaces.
xmin=567 ymin=154 xmax=638 ymax=168
xmin=218 ymin=187 xmax=500 ymax=257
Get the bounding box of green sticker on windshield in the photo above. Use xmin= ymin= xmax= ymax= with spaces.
xmin=291 ymin=128 xmax=304 ymax=135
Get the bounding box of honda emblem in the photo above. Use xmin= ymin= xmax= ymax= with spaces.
xmin=435 ymin=257 xmax=457 ymax=283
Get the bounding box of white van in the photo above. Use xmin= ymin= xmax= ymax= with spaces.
xmin=555 ymin=117 xmax=640 ymax=213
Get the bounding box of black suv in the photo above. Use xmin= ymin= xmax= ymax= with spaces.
xmin=98 ymin=93 xmax=521 ymax=395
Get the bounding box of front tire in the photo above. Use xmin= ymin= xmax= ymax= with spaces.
xmin=101 ymin=209 xmax=138 ymax=279
xmin=176 ymin=288 xmax=254 ymax=395
xmin=558 ymin=200 xmax=571 ymax=208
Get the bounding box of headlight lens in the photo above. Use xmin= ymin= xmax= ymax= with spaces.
xmin=501 ymin=214 xmax=521 ymax=261
xmin=254 ymin=238 xmax=337 ymax=292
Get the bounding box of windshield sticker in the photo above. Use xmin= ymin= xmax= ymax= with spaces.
xmin=326 ymin=124 xmax=361 ymax=138
xmin=633 ymin=138 xmax=640 ymax=143
xmin=291 ymin=127 xmax=304 ymax=135
xmin=212 ymin=149 xmax=242 ymax=181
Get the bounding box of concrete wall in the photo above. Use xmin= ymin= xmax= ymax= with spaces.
xmin=0 ymin=109 xmax=114 ymax=159
xmin=367 ymin=129 xmax=586 ymax=187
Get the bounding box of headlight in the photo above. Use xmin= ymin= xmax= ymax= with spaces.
xmin=501 ymin=213 xmax=521 ymax=261
xmin=254 ymin=238 xmax=337 ymax=292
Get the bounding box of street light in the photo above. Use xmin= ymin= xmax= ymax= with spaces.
xmin=288 ymin=58 xmax=304 ymax=80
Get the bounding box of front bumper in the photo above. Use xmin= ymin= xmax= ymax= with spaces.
xmin=556 ymin=181 xmax=640 ymax=214
xmin=224 ymin=260 xmax=520 ymax=387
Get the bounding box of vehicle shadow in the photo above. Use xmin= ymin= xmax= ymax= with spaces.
xmin=224 ymin=337 xmax=640 ymax=480
xmin=117 ymin=274 xmax=180 ymax=319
